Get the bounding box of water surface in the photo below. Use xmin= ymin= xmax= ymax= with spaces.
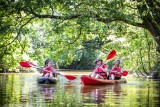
xmin=0 ymin=72 xmax=160 ymax=107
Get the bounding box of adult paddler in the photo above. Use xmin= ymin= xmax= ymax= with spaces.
xmin=90 ymin=58 xmax=109 ymax=79
xmin=110 ymin=59 xmax=123 ymax=80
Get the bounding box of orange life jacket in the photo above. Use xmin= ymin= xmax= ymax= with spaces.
xmin=95 ymin=64 xmax=107 ymax=79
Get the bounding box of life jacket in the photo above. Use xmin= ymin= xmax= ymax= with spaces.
xmin=95 ymin=64 xmax=107 ymax=79
xmin=42 ymin=67 xmax=53 ymax=77
xmin=111 ymin=66 xmax=122 ymax=78
xmin=44 ymin=67 xmax=53 ymax=72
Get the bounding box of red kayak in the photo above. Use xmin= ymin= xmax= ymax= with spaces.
xmin=81 ymin=75 xmax=126 ymax=85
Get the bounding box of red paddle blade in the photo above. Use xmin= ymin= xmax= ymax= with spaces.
xmin=106 ymin=50 xmax=116 ymax=60
xmin=19 ymin=61 xmax=32 ymax=68
xmin=64 ymin=75 xmax=76 ymax=80
xmin=121 ymin=71 xmax=128 ymax=76
xmin=19 ymin=61 xmax=36 ymax=68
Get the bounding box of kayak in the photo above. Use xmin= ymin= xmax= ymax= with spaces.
xmin=81 ymin=75 xmax=127 ymax=85
xmin=37 ymin=77 xmax=58 ymax=84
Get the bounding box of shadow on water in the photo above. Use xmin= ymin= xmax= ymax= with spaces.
xmin=0 ymin=73 xmax=160 ymax=107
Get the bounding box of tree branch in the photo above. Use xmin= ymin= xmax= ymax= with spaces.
xmin=69 ymin=27 xmax=82 ymax=44
xmin=95 ymin=15 xmax=146 ymax=28
xmin=0 ymin=17 xmax=35 ymax=48
xmin=29 ymin=7 xmax=80 ymax=20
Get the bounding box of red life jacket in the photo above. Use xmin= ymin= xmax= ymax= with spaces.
xmin=42 ymin=67 xmax=53 ymax=77
xmin=95 ymin=64 xmax=107 ymax=79
xmin=111 ymin=66 xmax=122 ymax=78
xmin=44 ymin=67 xmax=53 ymax=72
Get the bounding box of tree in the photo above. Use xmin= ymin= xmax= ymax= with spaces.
xmin=0 ymin=0 xmax=160 ymax=76
xmin=1 ymin=0 xmax=160 ymax=52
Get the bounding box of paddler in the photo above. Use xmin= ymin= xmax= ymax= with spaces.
xmin=90 ymin=58 xmax=109 ymax=79
xmin=110 ymin=59 xmax=123 ymax=80
xmin=42 ymin=59 xmax=57 ymax=78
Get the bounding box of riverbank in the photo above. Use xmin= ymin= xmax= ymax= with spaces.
xmin=1 ymin=69 xmax=160 ymax=79
xmin=0 ymin=70 xmax=91 ymax=75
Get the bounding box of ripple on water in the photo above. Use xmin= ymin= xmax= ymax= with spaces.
xmin=0 ymin=73 xmax=160 ymax=107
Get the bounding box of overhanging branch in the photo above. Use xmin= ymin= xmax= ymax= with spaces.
xmin=0 ymin=17 xmax=35 ymax=48
xmin=69 ymin=27 xmax=82 ymax=44
xmin=29 ymin=7 xmax=80 ymax=20
xmin=95 ymin=15 xmax=146 ymax=28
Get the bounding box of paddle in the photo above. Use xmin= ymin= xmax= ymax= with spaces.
xmin=106 ymin=50 xmax=128 ymax=76
xmin=121 ymin=70 xmax=128 ymax=76
xmin=113 ymin=70 xmax=128 ymax=77
xmin=106 ymin=50 xmax=116 ymax=60
xmin=19 ymin=61 xmax=76 ymax=80
xmin=20 ymin=61 xmax=42 ymax=69
xmin=55 ymin=61 xmax=76 ymax=80
xmin=101 ymin=49 xmax=116 ymax=66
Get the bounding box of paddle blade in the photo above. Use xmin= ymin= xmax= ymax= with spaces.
xmin=64 ymin=75 xmax=76 ymax=80
xmin=121 ymin=71 xmax=128 ymax=76
xmin=19 ymin=61 xmax=32 ymax=68
xmin=19 ymin=61 xmax=36 ymax=68
xmin=106 ymin=50 xmax=116 ymax=60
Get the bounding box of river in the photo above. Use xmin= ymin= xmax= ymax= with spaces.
xmin=0 ymin=72 xmax=160 ymax=107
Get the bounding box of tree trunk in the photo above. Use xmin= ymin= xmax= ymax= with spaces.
xmin=143 ymin=18 xmax=160 ymax=52
xmin=139 ymin=48 xmax=148 ymax=75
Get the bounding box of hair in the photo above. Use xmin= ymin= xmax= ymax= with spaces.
xmin=95 ymin=59 xmax=103 ymax=64
xmin=44 ymin=59 xmax=51 ymax=67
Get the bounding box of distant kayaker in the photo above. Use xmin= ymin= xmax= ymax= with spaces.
xmin=42 ymin=59 xmax=57 ymax=78
xmin=90 ymin=58 xmax=109 ymax=79
xmin=110 ymin=59 xmax=123 ymax=80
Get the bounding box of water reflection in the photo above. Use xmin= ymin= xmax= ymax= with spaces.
xmin=39 ymin=85 xmax=56 ymax=100
xmin=64 ymin=82 xmax=76 ymax=90
xmin=81 ymin=84 xmax=123 ymax=104
xmin=0 ymin=73 xmax=160 ymax=107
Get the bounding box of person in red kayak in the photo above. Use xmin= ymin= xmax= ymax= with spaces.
xmin=110 ymin=59 xmax=123 ymax=80
xmin=42 ymin=59 xmax=57 ymax=78
xmin=90 ymin=58 xmax=109 ymax=79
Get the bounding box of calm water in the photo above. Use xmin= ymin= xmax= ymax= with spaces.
xmin=0 ymin=72 xmax=160 ymax=107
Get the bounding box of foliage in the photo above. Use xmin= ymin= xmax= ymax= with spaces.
xmin=0 ymin=0 xmax=159 ymax=77
xmin=62 ymin=37 xmax=103 ymax=70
